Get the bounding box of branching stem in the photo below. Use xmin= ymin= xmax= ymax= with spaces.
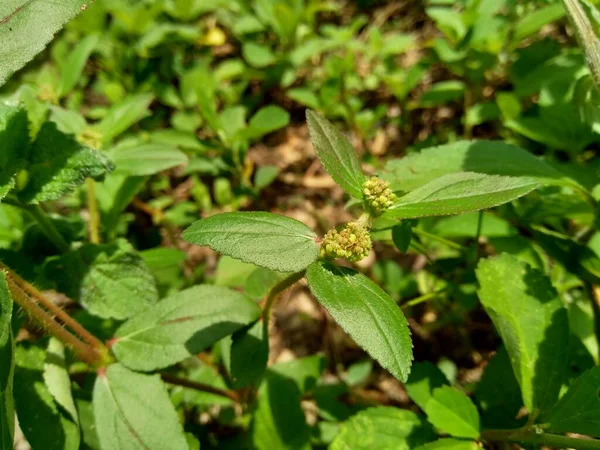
xmin=262 ymin=271 xmax=306 ymax=321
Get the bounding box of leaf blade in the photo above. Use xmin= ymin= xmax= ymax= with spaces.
xmin=425 ymin=386 xmax=480 ymax=439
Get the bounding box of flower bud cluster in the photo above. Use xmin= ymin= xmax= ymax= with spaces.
xmin=320 ymin=222 xmax=372 ymax=262
xmin=363 ymin=176 xmax=396 ymax=216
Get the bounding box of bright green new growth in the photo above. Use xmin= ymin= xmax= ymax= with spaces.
xmin=320 ymin=221 xmax=372 ymax=262
xmin=363 ymin=176 xmax=397 ymax=217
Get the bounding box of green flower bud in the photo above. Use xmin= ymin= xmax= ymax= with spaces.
xmin=363 ymin=176 xmax=397 ymax=217
xmin=320 ymin=222 xmax=372 ymax=262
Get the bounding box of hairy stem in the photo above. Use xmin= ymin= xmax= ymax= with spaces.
xmin=86 ymin=178 xmax=100 ymax=244
xmin=6 ymin=276 xmax=102 ymax=367
xmin=262 ymin=271 xmax=306 ymax=321
xmin=161 ymin=373 xmax=241 ymax=403
xmin=25 ymin=203 xmax=70 ymax=252
xmin=482 ymin=429 xmax=600 ymax=450
xmin=1 ymin=262 xmax=107 ymax=352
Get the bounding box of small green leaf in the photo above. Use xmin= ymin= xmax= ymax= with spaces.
xmin=224 ymin=320 xmax=269 ymax=389
xmin=382 ymin=140 xmax=579 ymax=193
xmin=19 ymin=122 xmax=114 ymax=204
xmin=44 ymin=240 xmax=159 ymax=320
xmin=58 ymin=34 xmax=99 ymax=97
xmin=331 ymin=407 xmax=430 ymax=450
xmin=476 ymin=254 xmax=570 ymax=412
xmin=384 ymin=173 xmax=538 ymax=219
xmin=242 ymin=42 xmax=276 ymax=68
xmin=392 ymin=221 xmax=413 ymax=253
xmin=268 ymin=355 xmax=327 ymax=395
xmin=97 ymin=94 xmax=154 ymax=144
xmin=251 ymin=373 xmax=311 ymax=450
xmin=93 ymin=363 xmax=188 ymax=450
xmin=14 ymin=344 xmax=80 ymax=450
xmin=0 ymin=272 xmax=14 ymax=449
xmin=112 ymin=285 xmax=261 ymax=371
xmin=111 ymin=143 xmax=188 ymax=176
xmin=545 ymin=366 xmax=600 ymax=437
xmin=0 ymin=104 xmax=28 ymax=200
xmin=43 ymin=338 xmax=78 ymax=424
xmin=425 ymin=386 xmax=480 ymax=439
xmin=306 ymin=110 xmax=365 ymax=198
xmin=306 ymin=261 xmax=413 ymax=382
xmin=246 ymin=106 xmax=290 ymax=140
xmin=0 ymin=0 xmax=87 ymax=86
xmin=415 ymin=438 xmax=478 ymax=450
xmin=406 ymin=362 xmax=449 ymax=411
xmin=182 ymin=212 xmax=319 ymax=272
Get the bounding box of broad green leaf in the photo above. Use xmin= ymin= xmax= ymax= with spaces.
xmin=545 ymin=366 xmax=600 ymax=437
xmin=476 ymin=254 xmax=569 ymax=412
xmin=415 ymin=439 xmax=478 ymax=450
xmin=406 ymin=362 xmax=449 ymax=411
xmin=425 ymin=386 xmax=480 ymax=439
xmin=306 ymin=261 xmax=413 ymax=382
xmin=58 ymin=34 xmax=99 ymax=97
xmin=111 ymin=143 xmax=188 ymax=176
xmin=44 ymin=240 xmax=159 ymax=320
xmin=97 ymin=94 xmax=154 ymax=144
xmin=43 ymin=338 xmax=78 ymax=424
xmin=182 ymin=212 xmax=319 ymax=272
xmin=306 ymin=110 xmax=365 ymax=198
xmin=0 ymin=104 xmax=29 ymax=200
xmin=475 ymin=347 xmax=523 ymax=428
xmin=514 ymin=3 xmax=565 ymax=42
xmin=392 ymin=221 xmax=412 ymax=253
xmin=215 ymin=255 xmax=257 ymax=288
xmin=251 ymin=373 xmax=311 ymax=450
xmin=382 ymin=140 xmax=579 ymax=193
xmin=268 ymin=355 xmax=327 ymax=395
xmin=223 ymin=320 xmax=269 ymax=389
xmin=112 ymin=285 xmax=261 ymax=371
xmin=0 ymin=272 xmax=14 ymax=450
xmin=0 ymin=0 xmax=86 ymax=86
xmin=14 ymin=345 xmax=80 ymax=450
xmin=246 ymin=106 xmax=290 ymax=140
xmin=19 ymin=122 xmax=114 ymax=203
xmin=383 ymin=172 xmax=538 ymax=219
xmin=242 ymin=42 xmax=276 ymax=68
xmin=93 ymin=363 xmax=188 ymax=450
xmin=331 ymin=407 xmax=430 ymax=450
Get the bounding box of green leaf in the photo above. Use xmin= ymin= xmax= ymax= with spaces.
xmin=0 ymin=272 xmax=14 ymax=450
xmin=514 ymin=3 xmax=565 ymax=42
xmin=415 ymin=438 xmax=478 ymax=450
xmin=93 ymin=363 xmax=188 ymax=450
xmin=425 ymin=386 xmax=480 ymax=439
xmin=383 ymin=172 xmax=538 ymax=219
xmin=44 ymin=240 xmax=159 ymax=320
xmin=111 ymin=143 xmax=188 ymax=176
xmin=251 ymin=373 xmax=311 ymax=450
xmin=406 ymin=362 xmax=449 ymax=411
xmin=392 ymin=221 xmax=413 ymax=253
xmin=0 ymin=104 xmax=28 ymax=200
xmin=0 ymin=0 xmax=86 ymax=86
xmin=306 ymin=261 xmax=413 ymax=382
xmin=58 ymin=34 xmax=99 ymax=97
xmin=112 ymin=285 xmax=261 ymax=371
xmin=242 ymin=42 xmax=276 ymax=68
xmin=97 ymin=94 xmax=154 ymax=144
xmin=246 ymin=106 xmax=290 ymax=140
xmin=43 ymin=338 xmax=78 ymax=424
xmin=382 ymin=140 xmax=579 ymax=193
xmin=545 ymin=366 xmax=600 ymax=437
xmin=476 ymin=254 xmax=570 ymax=412
xmin=14 ymin=344 xmax=80 ymax=450
xmin=306 ymin=110 xmax=365 ymax=198
xmin=224 ymin=320 xmax=269 ymax=389
xmin=182 ymin=212 xmax=319 ymax=272
xmin=267 ymin=355 xmax=327 ymax=395
xmin=331 ymin=407 xmax=430 ymax=450
xmin=19 ymin=122 xmax=114 ymax=203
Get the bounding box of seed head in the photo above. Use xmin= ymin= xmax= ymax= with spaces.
xmin=320 ymin=222 xmax=372 ymax=262
xmin=363 ymin=176 xmax=396 ymax=217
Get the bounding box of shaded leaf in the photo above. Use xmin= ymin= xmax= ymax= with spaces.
xmin=43 ymin=338 xmax=78 ymax=424
xmin=406 ymin=362 xmax=449 ymax=411
xmin=58 ymin=34 xmax=99 ymax=97
xmin=112 ymin=285 xmax=261 ymax=371
xmin=415 ymin=439 xmax=478 ymax=450
xmin=0 ymin=104 xmax=28 ymax=200
xmin=224 ymin=320 xmax=269 ymax=389
xmin=0 ymin=271 xmax=14 ymax=449
xmin=476 ymin=254 xmax=569 ymax=412
xmin=306 ymin=110 xmax=365 ymax=198
xmin=93 ymin=363 xmax=188 ymax=450
xmin=306 ymin=261 xmax=413 ymax=382
xmin=182 ymin=212 xmax=319 ymax=272
xmin=111 ymin=143 xmax=188 ymax=176
xmin=425 ymin=386 xmax=480 ymax=439
xmin=97 ymin=94 xmax=154 ymax=144
xmin=384 ymin=172 xmax=538 ymax=219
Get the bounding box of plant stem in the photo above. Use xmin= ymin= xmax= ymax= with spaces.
xmin=1 ymin=262 xmax=107 ymax=352
xmin=160 ymin=373 xmax=241 ymax=402
xmin=262 ymin=271 xmax=306 ymax=321
xmin=470 ymin=211 xmax=484 ymax=264
xmin=482 ymin=429 xmax=600 ymax=450
xmin=412 ymin=228 xmax=466 ymax=252
xmin=26 ymin=204 xmax=70 ymax=252
xmin=6 ymin=276 xmax=102 ymax=367
xmin=401 ymin=289 xmax=447 ymax=310
xmin=86 ymin=178 xmax=100 ymax=244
